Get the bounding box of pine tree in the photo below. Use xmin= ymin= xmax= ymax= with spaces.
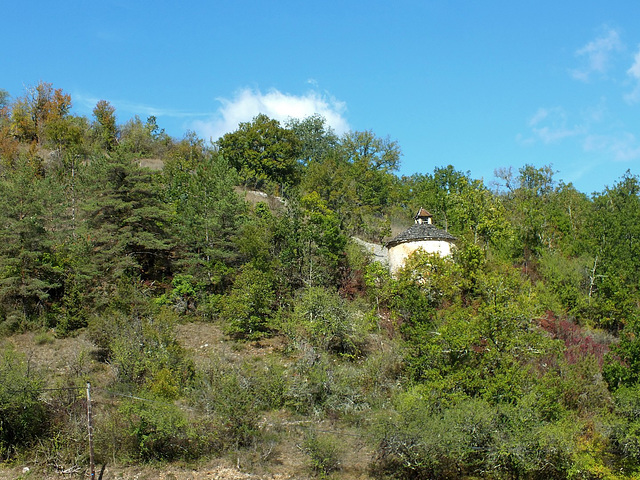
xmin=83 ymin=151 xmax=174 ymax=296
xmin=0 ymin=157 xmax=61 ymax=320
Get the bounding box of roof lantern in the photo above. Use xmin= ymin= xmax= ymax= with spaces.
xmin=414 ymin=207 xmax=432 ymax=224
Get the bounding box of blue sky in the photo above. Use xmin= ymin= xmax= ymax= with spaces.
xmin=4 ymin=1 xmax=640 ymax=194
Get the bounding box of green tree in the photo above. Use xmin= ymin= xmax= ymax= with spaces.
xmin=0 ymin=89 xmax=19 ymax=163
xmin=610 ymin=384 xmax=640 ymax=472
xmin=0 ymin=157 xmax=62 ymax=320
xmin=342 ymin=130 xmax=400 ymax=237
xmin=449 ymin=177 xmax=511 ymax=249
xmin=83 ymin=151 xmax=174 ymax=290
xmin=586 ymin=172 xmax=640 ymax=330
xmin=286 ymin=114 xmax=338 ymax=166
xmin=217 ymin=113 xmax=301 ymax=192
xmin=236 ymin=202 xmax=276 ymax=273
xmin=10 ymin=81 xmax=71 ymax=145
xmin=92 ymin=100 xmax=118 ymax=151
xmin=164 ymin=130 xmax=207 ymax=171
xmin=273 ymin=193 xmax=347 ymax=289
xmin=545 ymin=181 xmax=593 ymax=256
xmin=406 ymin=166 xmax=471 ymax=232
xmin=166 ymin=153 xmax=245 ymax=292
xmin=392 ymin=250 xmax=462 ymax=324
xmin=496 ymin=164 xmax=559 ymax=265
xmin=118 ymin=115 xmax=171 ymax=157
xmin=302 ymin=130 xmax=401 ymax=239
xmin=536 ymin=251 xmax=593 ymax=315
xmin=291 ymin=286 xmax=363 ymax=357
xmin=0 ymin=89 xmax=9 ymax=110
xmin=603 ymin=315 xmax=640 ymax=390
xmin=219 ymin=264 xmax=275 ymax=339
xmin=301 ymin=148 xmax=357 ymax=222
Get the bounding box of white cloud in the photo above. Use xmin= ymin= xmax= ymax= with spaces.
xmin=528 ymin=107 xmax=549 ymax=126
xmin=191 ymin=87 xmax=350 ymax=142
xmin=628 ymin=47 xmax=640 ymax=79
xmin=584 ymin=132 xmax=640 ymax=161
xmin=515 ymin=133 xmax=535 ymax=147
xmin=571 ymin=28 xmax=623 ymax=82
xmin=527 ymin=107 xmax=584 ymax=144
xmin=535 ymin=126 xmax=583 ymax=144
xmin=624 ymin=45 xmax=640 ymax=103
xmin=523 ymin=101 xmax=640 ymax=171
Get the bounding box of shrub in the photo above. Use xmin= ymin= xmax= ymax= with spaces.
xmin=155 ymin=274 xmax=199 ymax=314
xmin=35 ymin=389 xmax=88 ymax=469
xmin=117 ymin=398 xmax=214 ymax=461
xmin=219 ymin=265 xmax=275 ymax=340
xmin=302 ymin=430 xmax=343 ymax=477
xmin=188 ymin=355 xmax=286 ymax=449
xmin=89 ymin=308 xmax=194 ymax=395
xmin=370 ymin=395 xmax=579 ymax=480
xmin=609 ymin=383 xmax=640 ymax=473
xmin=285 ymin=345 xmax=369 ymax=417
xmin=0 ymin=346 xmax=49 ymax=458
xmin=34 ymin=330 xmax=55 ymax=344
xmin=290 ymin=286 xmax=366 ymax=358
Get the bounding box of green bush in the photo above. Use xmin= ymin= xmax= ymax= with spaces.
xmin=302 ymin=430 xmax=343 ymax=477
xmin=188 ymin=355 xmax=286 ymax=449
xmin=117 ymin=398 xmax=215 ymax=461
xmin=34 ymin=391 xmax=88 ymax=469
xmin=285 ymin=346 xmax=369 ymax=417
xmin=609 ymin=384 xmax=640 ymax=473
xmin=89 ymin=308 xmax=194 ymax=395
xmin=0 ymin=345 xmax=49 ymax=458
xmin=219 ymin=265 xmax=275 ymax=340
xmin=370 ymin=395 xmax=579 ymax=480
xmin=155 ymin=274 xmax=199 ymax=314
xmin=0 ymin=312 xmax=29 ymax=337
xmin=289 ymin=286 xmax=366 ymax=358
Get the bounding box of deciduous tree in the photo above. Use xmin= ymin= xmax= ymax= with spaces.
xmin=10 ymin=81 xmax=71 ymax=145
xmin=217 ymin=113 xmax=301 ymax=192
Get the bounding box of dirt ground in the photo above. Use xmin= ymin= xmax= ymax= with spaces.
xmin=0 ymin=443 xmax=372 ymax=479
xmin=0 ymin=463 xmax=301 ymax=479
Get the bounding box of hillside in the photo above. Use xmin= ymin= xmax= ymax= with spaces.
xmin=1 ymin=324 xmax=375 ymax=479
xmin=3 ymin=82 xmax=640 ymax=479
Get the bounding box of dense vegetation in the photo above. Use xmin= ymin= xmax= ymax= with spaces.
xmin=2 ymin=81 xmax=640 ymax=479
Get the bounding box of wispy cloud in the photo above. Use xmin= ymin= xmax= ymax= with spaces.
xmin=526 ymin=107 xmax=585 ymax=144
xmin=523 ymin=102 xmax=640 ymax=161
xmin=571 ymin=28 xmax=623 ymax=82
xmin=584 ymin=132 xmax=640 ymax=162
xmin=191 ymin=87 xmax=350 ymax=142
xmin=624 ymin=45 xmax=640 ymax=103
xmin=73 ymin=92 xmax=214 ymax=120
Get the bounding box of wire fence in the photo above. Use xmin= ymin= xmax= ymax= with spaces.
xmin=3 ymin=383 xmax=375 ymax=440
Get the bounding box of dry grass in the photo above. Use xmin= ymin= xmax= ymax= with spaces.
xmin=0 ymin=463 xmax=300 ymax=479
xmin=138 ymin=158 xmax=165 ymax=170
xmin=1 ymin=322 xmax=376 ymax=480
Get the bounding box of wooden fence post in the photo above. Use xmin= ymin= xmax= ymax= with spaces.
xmin=87 ymin=382 xmax=95 ymax=479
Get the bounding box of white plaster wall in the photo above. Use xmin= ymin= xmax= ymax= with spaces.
xmin=388 ymin=240 xmax=454 ymax=274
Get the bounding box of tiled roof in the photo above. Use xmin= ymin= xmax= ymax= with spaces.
xmin=415 ymin=207 xmax=432 ymax=219
xmin=386 ymin=223 xmax=457 ymax=248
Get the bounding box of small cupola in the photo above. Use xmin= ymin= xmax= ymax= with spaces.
xmin=414 ymin=207 xmax=433 ymax=225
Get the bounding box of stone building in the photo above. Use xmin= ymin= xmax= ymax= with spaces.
xmin=386 ymin=208 xmax=456 ymax=274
